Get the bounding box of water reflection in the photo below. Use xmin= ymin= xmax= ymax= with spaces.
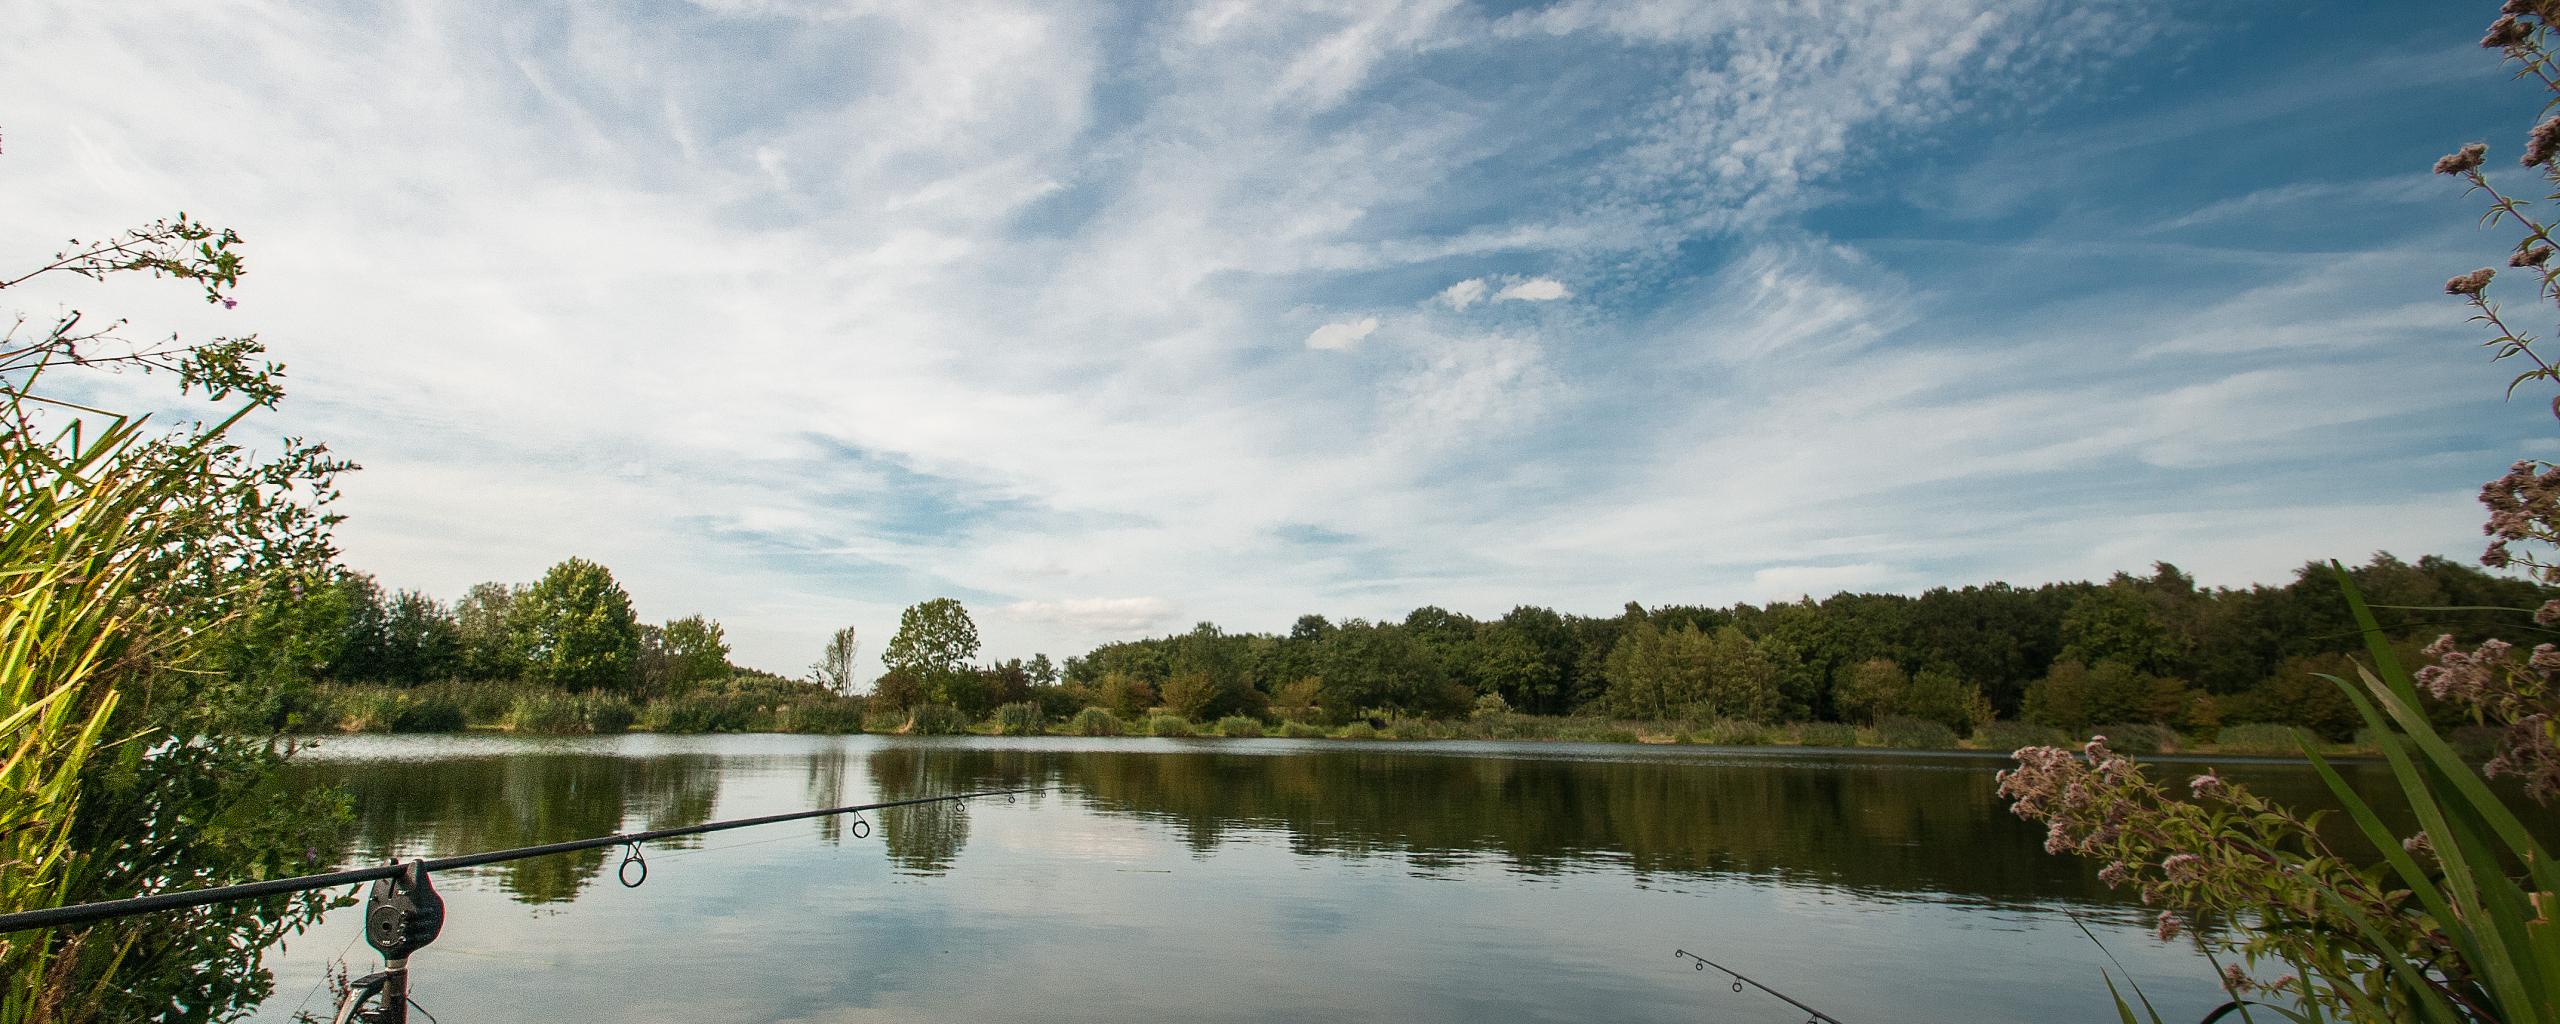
xmin=258 ymin=736 xmax=2516 ymax=1024
xmin=290 ymin=736 xmax=2433 ymax=911
xmin=311 ymin=750 xmax=723 ymax=903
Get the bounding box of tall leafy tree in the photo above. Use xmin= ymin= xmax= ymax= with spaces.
xmin=455 ymin=581 xmax=526 ymax=679
xmin=641 ymin=614 xmax=730 ymax=692
xmin=378 ymin=589 xmax=462 ymax=684
xmin=882 ymin=598 xmax=980 ymax=705
xmin=512 ymin=557 xmax=642 ymax=692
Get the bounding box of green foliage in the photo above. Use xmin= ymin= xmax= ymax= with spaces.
xmin=2210 ymin=722 xmax=2318 ymax=755
xmin=2056 ymin=583 xmax=2182 ymax=676
xmin=2089 ymin=722 xmax=2178 ymax=756
xmin=1 ymin=215 xmax=357 ymax=1024
xmin=1972 ymin=719 xmax=2068 ymax=751
xmin=1160 ymin=671 xmax=1217 ymax=720
xmin=1384 ymin=716 xmax=1455 ymax=740
xmin=883 ymin=598 xmax=981 ymax=708
xmin=811 ymin=625 xmax=860 ymax=694
xmin=1335 ymin=722 xmax=1378 ymax=740
xmin=513 ymin=558 xmax=642 ymax=692
xmin=1692 ymin=718 xmax=1778 ymax=746
xmin=1276 ymin=720 xmax=1328 ymax=738
xmin=1833 ymin=657 xmax=1906 ymax=725
xmin=504 ymin=690 xmax=636 ymax=734
xmin=1795 ymin=721 xmax=1860 ymax=747
xmin=641 ymin=614 xmax=730 ymax=693
xmin=992 ymin=701 xmax=1046 ymax=736
xmin=1065 ymin=706 xmax=1123 ymax=736
xmin=1096 ymin=671 xmax=1157 ymax=718
xmin=1146 ymin=714 xmax=1198 ymax=737
xmin=869 ymin=667 xmax=926 ymax=711
xmin=454 ymin=581 xmax=525 ymax=679
xmin=1603 ymin=622 xmax=1782 ymax=721
xmin=2023 ymin=659 xmax=2191 ymax=733
xmin=904 ymin=702 xmax=972 ymax=736
xmin=1874 ymin=715 xmax=1961 ymax=750
xmin=319 ymin=686 xmax=466 ymax=733
xmin=1214 ymin=715 xmax=1265 ymax=737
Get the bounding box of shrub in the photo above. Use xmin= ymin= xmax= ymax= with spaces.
xmin=1546 ymin=718 xmax=1638 ymax=743
xmin=389 ymin=693 xmax=466 ymax=733
xmin=1065 ymin=707 xmax=1122 ymax=737
xmin=1335 ymin=722 xmax=1378 ymax=740
xmin=774 ymin=696 xmax=866 ymax=734
xmin=1463 ymin=712 xmax=1562 ymax=740
xmin=1277 ymin=720 xmax=1328 ymax=739
xmin=2211 ymin=722 xmax=2316 ymax=756
xmin=992 ymin=701 xmax=1045 ymax=736
xmin=2089 ymin=721 xmax=2178 ymax=756
xmin=1146 ymin=715 xmax=1197 ymax=737
xmin=905 ymin=703 xmax=972 ymax=736
xmin=1972 ymin=720 xmax=2067 ymax=752
xmin=1874 ymin=715 xmax=1961 ymax=750
xmin=1795 ymin=721 xmax=1859 ymax=748
xmin=1214 ymin=715 xmax=1264 ymax=738
xmin=1383 ymin=716 xmax=1452 ymax=740
xmin=641 ymin=694 xmax=750 ymax=733
xmin=1694 ymin=718 xmax=1777 ymax=746
xmin=506 ymin=691 xmax=634 ymax=735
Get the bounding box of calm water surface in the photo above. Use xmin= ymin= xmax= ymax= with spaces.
xmin=241 ymin=735 xmax=2415 ymax=1023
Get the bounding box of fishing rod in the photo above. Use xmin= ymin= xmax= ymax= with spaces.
xmin=1675 ymin=948 xmax=1847 ymax=1024
xmin=0 ymin=786 xmax=1042 ymax=1024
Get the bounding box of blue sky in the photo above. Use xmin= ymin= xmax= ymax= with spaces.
xmin=4 ymin=1 xmax=2550 ymax=678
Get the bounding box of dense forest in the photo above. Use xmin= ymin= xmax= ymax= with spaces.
xmin=288 ymin=551 xmax=2551 ymax=744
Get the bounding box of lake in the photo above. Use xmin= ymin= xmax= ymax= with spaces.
xmin=241 ymin=734 xmax=2403 ymax=1023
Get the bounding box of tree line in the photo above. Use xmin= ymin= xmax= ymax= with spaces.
xmin=287 ymin=551 xmax=2550 ymax=741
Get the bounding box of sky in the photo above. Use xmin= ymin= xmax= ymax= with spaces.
xmin=3 ymin=1 xmax=2553 ymax=680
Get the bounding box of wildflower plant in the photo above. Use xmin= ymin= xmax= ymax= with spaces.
xmin=2001 ymin=5 xmax=2560 ymax=1021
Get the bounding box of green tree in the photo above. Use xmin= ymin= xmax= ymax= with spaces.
xmin=1834 ymin=658 xmax=1907 ymax=726
xmin=512 ymin=558 xmax=642 ymax=692
xmin=455 ymin=581 xmax=526 ymax=679
xmin=882 ymin=598 xmax=981 ymax=706
xmin=378 ymin=589 xmax=462 ymax=684
xmin=1 ymin=216 xmax=355 ymax=1022
xmin=642 ymin=614 xmax=730 ymax=692
xmin=2022 ymin=659 xmax=2190 ymax=732
xmin=2057 ymin=584 xmax=2179 ymax=676
xmin=319 ymin=571 xmax=390 ymax=681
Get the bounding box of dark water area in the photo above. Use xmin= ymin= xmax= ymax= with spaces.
xmin=243 ymin=735 xmax=2442 ymax=1023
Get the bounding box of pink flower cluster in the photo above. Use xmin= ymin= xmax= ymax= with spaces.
xmin=2417 ymin=634 xmax=2560 ymax=800
xmin=2480 ymin=459 xmax=2560 ymax=579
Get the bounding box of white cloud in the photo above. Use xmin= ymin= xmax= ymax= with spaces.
xmin=1305 ymin=316 xmax=1380 ymax=350
xmin=1492 ymin=276 xmax=1569 ymax=302
xmin=1437 ymin=277 xmax=1488 ymax=308
xmin=1002 ymin=597 xmax=1179 ymax=632
xmin=0 ymin=0 xmax=2514 ymax=679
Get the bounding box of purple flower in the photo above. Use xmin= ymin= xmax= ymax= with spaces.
xmin=2439 ymin=142 xmax=2490 ymax=175
xmin=2487 ymin=14 xmax=2534 ymax=48
xmin=2515 ymin=245 xmax=2555 ymax=268
xmin=222 ymin=297 xmax=238 ymax=310
xmin=2154 ymin=911 xmax=2183 ymax=942
xmin=2529 ymin=118 xmax=2560 ymax=167
xmin=2188 ymin=773 xmax=2224 ymax=798
xmin=2449 ymin=267 xmax=2499 ymax=296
